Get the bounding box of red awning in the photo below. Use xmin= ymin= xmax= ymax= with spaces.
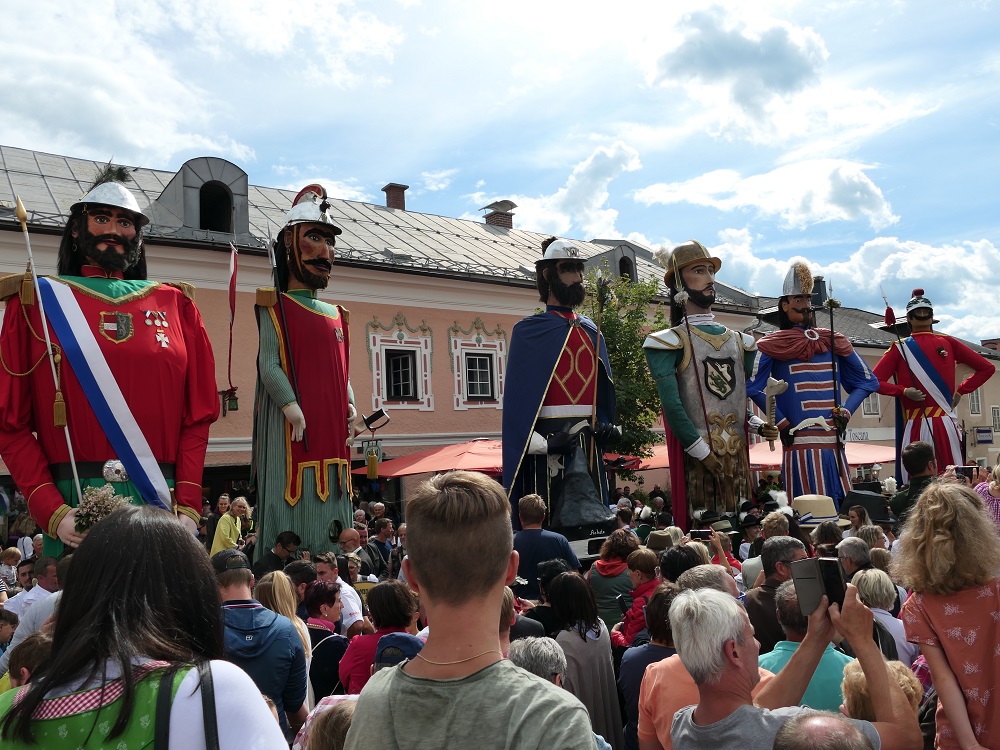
xmin=748 ymin=440 xmax=896 ymax=470
xmin=352 ymin=438 xmax=503 ymax=478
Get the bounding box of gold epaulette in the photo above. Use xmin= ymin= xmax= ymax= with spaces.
xmin=340 ymin=305 xmax=350 ymax=325
xmin=165 ymin=281 xmax=196 ymax=301
xmin=256 ymin=287 xmax=278 ymax=307
xmin=0 ymin=273 xmax=27 ymax=302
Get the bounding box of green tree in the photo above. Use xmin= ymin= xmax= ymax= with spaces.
xmin=583 ymin=267 xmax=667 ymax=476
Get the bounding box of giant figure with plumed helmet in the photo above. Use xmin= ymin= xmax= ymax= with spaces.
xmin=252 ymin=184 xmax=356 ymax=556
xmin=0 ymin=168 xmax=220 ymax=555
xmin=643 ymin=240 xmax=777 ymax=530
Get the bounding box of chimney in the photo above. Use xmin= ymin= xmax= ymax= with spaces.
xmin=381 ymin=183 xmax=409 ymax=210
xmin=480 ymin=199 xmax=517 ymax=229
xmin=811 ymin=276 xmax=829 ymax=307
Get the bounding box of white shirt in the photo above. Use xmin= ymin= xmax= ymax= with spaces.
xmin=3 ymin=584 xmax=53 ymax=618
xmin=339 ymin=580 xmax=364 ymax=632
xmin=872 ymin=607 xmax=919 ymax=667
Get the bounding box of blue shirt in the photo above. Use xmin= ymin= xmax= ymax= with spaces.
xmin=619 ymin=643 xmax=676 ymax=750
xmin=513 ymin=528 xmax=580 ymax=599
xmin=757 ymin=640 xmax=854 ymax=712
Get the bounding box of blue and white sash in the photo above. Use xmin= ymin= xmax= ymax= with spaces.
xmin=899 ymin=338 xmax=957 ymax=420
xmin=37 ymin=277 xmax=171 ymax=511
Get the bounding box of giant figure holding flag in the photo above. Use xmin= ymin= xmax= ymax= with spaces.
xmin=873 ymin=289 xmax=994 ymax=483
xmin=252 ymin=185 xmax=356 ymax=556
xmin=0 ymin=172 xmax=220 ymax=555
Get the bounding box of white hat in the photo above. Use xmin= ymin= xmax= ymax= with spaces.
xmin=536 ymin=239 xmax=582 ymax=266
xmin=905 ymin=288 xmax=933 ymax=314
xmin=71 ymin=182 xmax=149 ymax=226
xmin=283 ymin=184 xmax=342 ymax=235
xmin=792 ymin=494 xmax=850 ymax=528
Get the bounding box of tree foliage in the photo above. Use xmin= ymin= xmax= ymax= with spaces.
xmin=583 ymin=266 xmax=667 ymax=475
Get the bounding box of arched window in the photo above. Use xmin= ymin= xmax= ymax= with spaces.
xmin=199 ymin=181 xmax=232 ymax=232
xmin=619 ymin=256 xmax=635 ymax=281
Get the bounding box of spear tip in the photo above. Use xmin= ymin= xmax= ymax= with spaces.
xmin=14 ymin=196 xmax=27 ymax=226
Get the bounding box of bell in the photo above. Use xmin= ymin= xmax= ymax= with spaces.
xmin=228 ymin=394 xmax=239 ymax=411
xmin=366 ymin=446 xmax=380 ymax=480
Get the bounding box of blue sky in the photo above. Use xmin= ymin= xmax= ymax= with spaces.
xmin=3 ymin=0 xmax=999 ymax=339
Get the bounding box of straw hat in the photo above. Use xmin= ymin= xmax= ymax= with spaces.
xmin=792 ymin=494 xmax=850 ymax=528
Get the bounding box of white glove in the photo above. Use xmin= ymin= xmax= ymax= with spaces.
xmin=178 ymin=514 xmax=198 ymax=534
xmin=282 ymin=403 xmax=307 ymax=442
xmin=528 ymin=431 xmax=548 ymax=455
xmin=346 ymin=403 xmax=359 ymax=447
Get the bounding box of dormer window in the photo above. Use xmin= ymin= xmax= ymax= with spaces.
xmin=200 ymin=181 xmax=232 ymax=232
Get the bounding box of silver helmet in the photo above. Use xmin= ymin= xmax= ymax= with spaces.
xmin=781 ymin=262 xmax=814 ymax=296
xmin=71 ymin=181 xmax=149 ymax=227
xmin=283 ymin=184 xmax=342 ymax=235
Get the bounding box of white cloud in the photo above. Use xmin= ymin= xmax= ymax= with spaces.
xmin=421 ymin=168 xmax=458 ymax=191
xmin=655 ymin=5 xmax=828 ymax=119
xmin=709 ymin=231 xmax=1000 ymax=340
xmin=634 ymin=159 xmax=898 ymax=230
xmin=274 ymin=172 xmax=373 ymax=203
xmin=467 ymin=142 xmax=642 ymax=238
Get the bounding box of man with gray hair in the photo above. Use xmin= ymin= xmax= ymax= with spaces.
xmin=507 ymin=636 xmax=612 ymax=750
xmin=668 ymin=586 xmax=921 ymax=750
xmin=758 ymin=581 xmax=854 ymax=712
xmin=836 ymin=537 xmax=871 ymax=579
xmin=676 ymin=564 xmax=739 ymax=597
xmin=773 ymin=711 xmax=875 ymax=750
xmin=745 ymin=536 xmax=806 ymax=653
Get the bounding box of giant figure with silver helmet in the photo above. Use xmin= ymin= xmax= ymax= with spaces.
xmin=643 ymin=241 xmax=776 ymax=530
xmin=746 ymin=262 xmax=880 ymax=508
xmin=502 ymin=237 xmax=617 ymax=538
xmin=0 ymin=175 xmax=220 ymax=555
xmin=252 ymin=185 xmax=356 ymax=556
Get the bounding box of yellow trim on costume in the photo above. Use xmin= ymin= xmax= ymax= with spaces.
xmin=176 ymin=505 xmax=201 ymax=523
xmin=97 ymin=310 xmax=135 ymax=344
xmin=674 ymin=328 xmax=692 ymax=374
xmin=283 ymin=292 xmax=341 ymax=320
xmin=54 ymin=277 xmax=162 ymax=305
xmin=164 ymin=281 xmax=196 ymax=301
xmin=506 ymin=325 xmax=574 ymax=503
xmin=284 ymin=458 xmax=352 ymax=507
xmin=47 ymin=502 xmax=71 ymax=539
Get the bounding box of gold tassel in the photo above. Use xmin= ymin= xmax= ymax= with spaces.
xmin=21 ymin=265 xmax=34 ymax=306
xmin=53 ymin=390 xmax=67 ymax=427
xmin=366 ymin=446 xmax=380 ymax=480
xmin=256 ymin=287 xmax=278 ymax=307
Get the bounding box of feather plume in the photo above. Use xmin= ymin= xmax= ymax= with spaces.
xmin=795 ymin=263 xmax=813 ymax=295
xmin=87 ymin=161 xmax=132 ymax=191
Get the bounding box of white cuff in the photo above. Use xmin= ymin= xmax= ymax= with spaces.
xmin=685 ymin=438 xmax=710 ymax=461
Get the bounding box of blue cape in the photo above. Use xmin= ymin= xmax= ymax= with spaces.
xmin=502 ymin=307 xmax=615 ymax=516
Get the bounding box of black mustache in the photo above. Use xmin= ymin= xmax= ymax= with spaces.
xmin=304 ymin=258 xmax=332 ymax=271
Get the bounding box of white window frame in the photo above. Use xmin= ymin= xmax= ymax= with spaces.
xmin=368 ymin=314 xmax=433 ymax=412
xmin=385 ymin=349 xmax=419 ymax=401
xmin=861 ymin=391 xmax=881 ymax=417
xmin=449 ymin=318 xmax=506 ymax=411
xmin=464 ymin=352 xmax=495 ymax=400
xmin=992 ymin=406 xmax=1000 ymax=433
xmin=969 ymin=388 xmax=982 ymax=415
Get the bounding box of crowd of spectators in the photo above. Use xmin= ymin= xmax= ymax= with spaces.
xmin=1 ymin=440 xmax=999 ymax=749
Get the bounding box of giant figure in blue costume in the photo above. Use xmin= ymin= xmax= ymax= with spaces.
xmin=747 ymin=262 xmax=879 ymax=508
xmin=502 ymin=238 xmax=617 ymax=537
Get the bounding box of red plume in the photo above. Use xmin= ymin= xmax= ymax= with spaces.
xmin=911 ymin=288 xmax=924 ymax=297
xmin=884 ymin=305 xmax=896 ymax=327
xmin=292 ymin=184 xmax=326 ymax=206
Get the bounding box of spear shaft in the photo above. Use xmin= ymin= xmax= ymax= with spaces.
xmin=15 ymin=196 xmax=84 ymax=505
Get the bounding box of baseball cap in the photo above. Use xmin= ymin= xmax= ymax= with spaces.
xmin=212 ymin=548 xmax=250 ymax=574
xmin=374 ymin=632 xmax=424 ymax=670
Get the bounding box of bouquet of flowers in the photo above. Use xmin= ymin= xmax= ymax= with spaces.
xmin=75 ymin=484 xmax=132 ymax=533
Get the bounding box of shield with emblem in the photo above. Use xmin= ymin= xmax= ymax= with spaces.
xmin=99 ymin=312 xmax=134 ymax=343
xmin=703 ymin=356 xmax=736 ymax=399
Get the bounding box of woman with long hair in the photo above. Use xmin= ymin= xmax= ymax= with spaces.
xmin=586 ymin=528 xmax=639 ymax=631
xmin=892 ymin=480 xmax=1000 ymax=750
xmin=0 ymin=505 xmax=285 ymax=748
xmin=548 ymin=572 xmax=625 ymax=750
xmin=841 ymin=504 xmax=872 ymax=538
xmin=972 ymin=463 xmax=1000 ymax=536
xmin=302 ymin=580 xmax=348 ymax=700
xmin=256 ymin=571 xmax=312 ymax=660
xmin=211 ymin=495 xmax=250 ymax=556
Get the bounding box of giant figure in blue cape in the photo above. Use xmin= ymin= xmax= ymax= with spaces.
xmin=502 ymin=238 xmax=617 ymax=537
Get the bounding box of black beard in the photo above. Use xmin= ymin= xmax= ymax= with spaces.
xmin=909 ymin=310 xmax=933 ymax=321
xmin=289 ymin=256 xmax=330 ymax=290
xmin=550 ymin=274 xmax=586 ymax=308
xmin=686 ymin=287 xmax=715 ymax=310
xmin=77 ymin=226 xmax=142 ymax=272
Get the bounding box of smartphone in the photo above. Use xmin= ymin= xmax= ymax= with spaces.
xmin=955 ymin=466 xmax=977 ymax=483
xmin=689 ymin=530 xmax=712 ymax=541
xmin=615 ymin=593 xmax=632 ymax=615
xmin=790 ymin=557 xmax=848 ymax=615
xmin=817 ymin=557 xmax=848 ymax=609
